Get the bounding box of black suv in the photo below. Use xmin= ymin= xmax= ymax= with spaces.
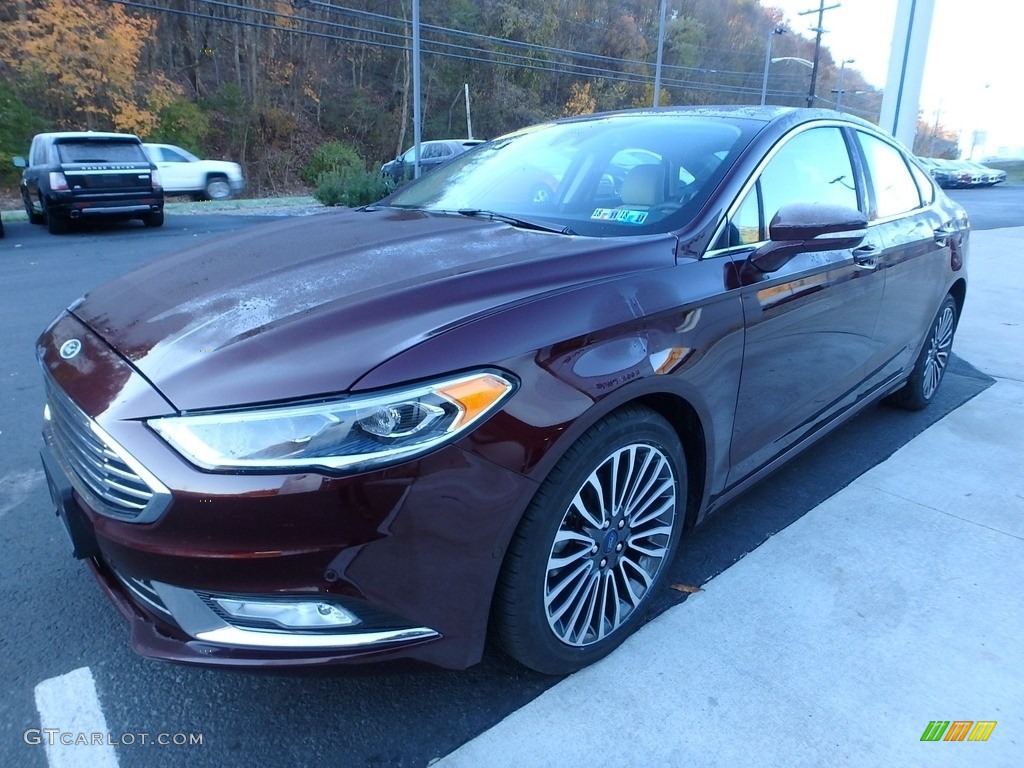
xmin=15 ymin=132 xmax=164 ymax=234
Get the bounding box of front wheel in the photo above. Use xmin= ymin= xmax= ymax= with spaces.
xmin=493 ymin=406 xmax=687 ymax=674
xmin=204 ymin=176 xmax=232 ymax=200
xmin=890 ymin=294 xmax=958 ymax=411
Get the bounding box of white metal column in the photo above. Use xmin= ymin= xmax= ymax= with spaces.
xmin=879 ymin=0 xmax=935 ymax=147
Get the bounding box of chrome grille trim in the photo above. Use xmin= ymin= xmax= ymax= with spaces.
xmin=43 ymin=375 xmax=171 ymax=523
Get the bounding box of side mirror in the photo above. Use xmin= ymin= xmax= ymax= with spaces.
xmin=748 ymin=202 xmax=867 ymax=273
xmin=13 ymin=157 xmax=27 ymax=169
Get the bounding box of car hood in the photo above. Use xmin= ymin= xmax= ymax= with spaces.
xmin=71 ymin=208 xmax=674 ymax=411
xmin=199 ymin=159 xmax=242 ymax=175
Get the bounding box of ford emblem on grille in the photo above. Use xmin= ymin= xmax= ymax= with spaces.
xmin=59 ymin=339 xmax=82 ymax=359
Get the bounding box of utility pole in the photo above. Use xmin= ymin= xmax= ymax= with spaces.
xmin=760 ymin=27 xmax=786 ymax=106
xmin=833 ymin=58 xmax=854 ymax=110
xmin=652 ymin=0 xmax=668 ymax=107
xmin=798 ymin=1 xmax=839 ymax=108
xmin=412 ymin=0 xmax=421 ymax=179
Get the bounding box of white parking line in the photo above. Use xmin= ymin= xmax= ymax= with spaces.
xmin=33 ymin=667 xmax=119 ymax=768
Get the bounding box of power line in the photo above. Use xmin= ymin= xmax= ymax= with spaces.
xmin=107 ymin=0 xmax=812 ymax=102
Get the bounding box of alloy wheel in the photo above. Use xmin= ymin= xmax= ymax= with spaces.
xmin=922 ymin=304 xmax=955 ymax=400
xmin=544 ymin=443 xmax=677 ymax=647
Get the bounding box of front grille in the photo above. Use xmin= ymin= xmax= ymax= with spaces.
xmin=43 ymin=376 xmax=168 ymax=522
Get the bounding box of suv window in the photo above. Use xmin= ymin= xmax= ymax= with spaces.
xmin=55 ymin=140 xmax=149 ymax=164
xmin=856 ymin=131 xmax=921 ymax=219
xmin=421 ymin=143 xmax=445 ymax=161
xmin=160 ymin=147 xmax=190 ymax=163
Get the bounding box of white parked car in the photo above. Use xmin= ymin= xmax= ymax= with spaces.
xmin=144 ymin=143 xmax=244 ymax=200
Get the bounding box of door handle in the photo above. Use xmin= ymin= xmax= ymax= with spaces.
xmin=852 ymin=244 xmax=878 ymax=269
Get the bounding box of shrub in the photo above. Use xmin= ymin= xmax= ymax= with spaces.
xmin=151 ymin=98 xmax=211 ymax=155
xmin=302 ymin=141 xmax=365 ymax=186
xmin=314 ymin=169 xmax=388 ymax=207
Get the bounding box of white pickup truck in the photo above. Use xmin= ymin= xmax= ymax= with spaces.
xmin=144 ymin=143 xmax=244 ymax=200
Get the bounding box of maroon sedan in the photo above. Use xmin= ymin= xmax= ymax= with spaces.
xmin=38 ymin=107 xmax=967 ymax=674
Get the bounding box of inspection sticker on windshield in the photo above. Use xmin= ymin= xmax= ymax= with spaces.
xmin=591 ymin=208 xmax=648 ymax=224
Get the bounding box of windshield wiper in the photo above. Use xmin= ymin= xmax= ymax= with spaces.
xmin=456 ymin=209 xmax=575 ymax=236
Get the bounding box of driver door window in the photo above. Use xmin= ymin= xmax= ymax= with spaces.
xmin=759 ymin=127 xmax=859 ymax=223
xmin=720 ymin=127 xmax=858 ymax=250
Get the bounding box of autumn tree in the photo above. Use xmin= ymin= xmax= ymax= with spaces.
xmin=0 ymin=0 xmax=177 ymax=134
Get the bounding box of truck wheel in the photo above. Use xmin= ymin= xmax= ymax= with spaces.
xmin=26 ymin=194 xmax=45 ymax=225
xmin=45 ymin=202 xmax=69 ymax=235
xmin=204 ymin=176 xmax=232 ymax=201
xmin=143 ymin=210 xmax=165 ymax=228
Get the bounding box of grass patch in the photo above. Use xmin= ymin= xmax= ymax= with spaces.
xmin=164 ymin=195 xmax=319 ymax=214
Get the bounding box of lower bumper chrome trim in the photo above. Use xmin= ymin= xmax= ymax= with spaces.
xmin=151 ymin=582 xmax=440 ymax=650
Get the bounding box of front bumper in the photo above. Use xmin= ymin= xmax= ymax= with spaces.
xmin=37 ymin=312 xmax=537 ymax=670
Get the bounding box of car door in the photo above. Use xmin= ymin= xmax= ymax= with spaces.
xmin=151 ymin=146 xmax=195 ymax=192
xmin=725 ymin=125 xmax=887 ymax=483
xmin=23 ymin=136 xmax=48 ymax=204
xmin=852 ymin=130 xmax=953 ymax=385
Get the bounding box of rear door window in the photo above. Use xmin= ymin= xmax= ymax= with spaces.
xmin=856 ymin=131 xmax=922 ymax=219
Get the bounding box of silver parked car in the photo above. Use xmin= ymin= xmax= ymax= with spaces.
xmin=381 ymin=139 xmax=484 ymax=186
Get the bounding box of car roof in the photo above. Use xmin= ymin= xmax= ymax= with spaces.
xmin=548 ymin=105 xmax=885 ymax=140
xmin=37 ymin=131 xmax=142 ymax=141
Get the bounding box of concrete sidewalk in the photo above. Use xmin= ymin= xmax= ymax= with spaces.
xmin=437 ymin=227 xmax=1024 ymax=768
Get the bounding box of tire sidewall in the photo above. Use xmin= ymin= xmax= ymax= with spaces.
xmin=496 ymin=407 xmax=687 ymax=674
xmin=900 ymin=294 xmax=958 ymax=410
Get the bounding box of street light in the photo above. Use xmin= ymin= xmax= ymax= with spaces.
xmin=769 ymin=57 xmax=814 ymax=105
xmin=832 ymin=58 xmax=855 ymax=110
xmin=760 ymin=27 xmax=786 ymax=106
xmin=771 ymin=56 xmax=814 ymax=69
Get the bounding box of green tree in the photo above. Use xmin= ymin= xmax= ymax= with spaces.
xmin=0 ymin=84 xmax=45 ymax=184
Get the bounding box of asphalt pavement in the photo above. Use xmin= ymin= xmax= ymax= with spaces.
xmin=436 ymin=226 xmax=1024 ymax=767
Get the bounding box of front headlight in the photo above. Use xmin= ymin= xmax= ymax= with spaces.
xmin=148 ymin=371 xmax=516 ymax=473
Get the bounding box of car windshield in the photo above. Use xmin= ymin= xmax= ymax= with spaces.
xmin=56 ymin=139 xmax=149 ymax=163
xmin=385 ymin=113 xmax=760 ymax=237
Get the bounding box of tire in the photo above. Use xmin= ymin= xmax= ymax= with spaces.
xmin=26 ymin=193 xmax=45 ymax=225
xmin=890 ymin=294 xmax=958 ymax=411
xmin=45 ymin=201 xmax=69 ymax=235
xmin=493 ymin=406 xmax=687 ymax=675
xmin=204 ymin=175 xmax=232 ymax=201
xmin=142 ymin=210 xmax=164 ymax=228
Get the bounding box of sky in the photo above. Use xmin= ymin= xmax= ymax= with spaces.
xmin=762 ymin=0 xmax=1024 ymax=158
